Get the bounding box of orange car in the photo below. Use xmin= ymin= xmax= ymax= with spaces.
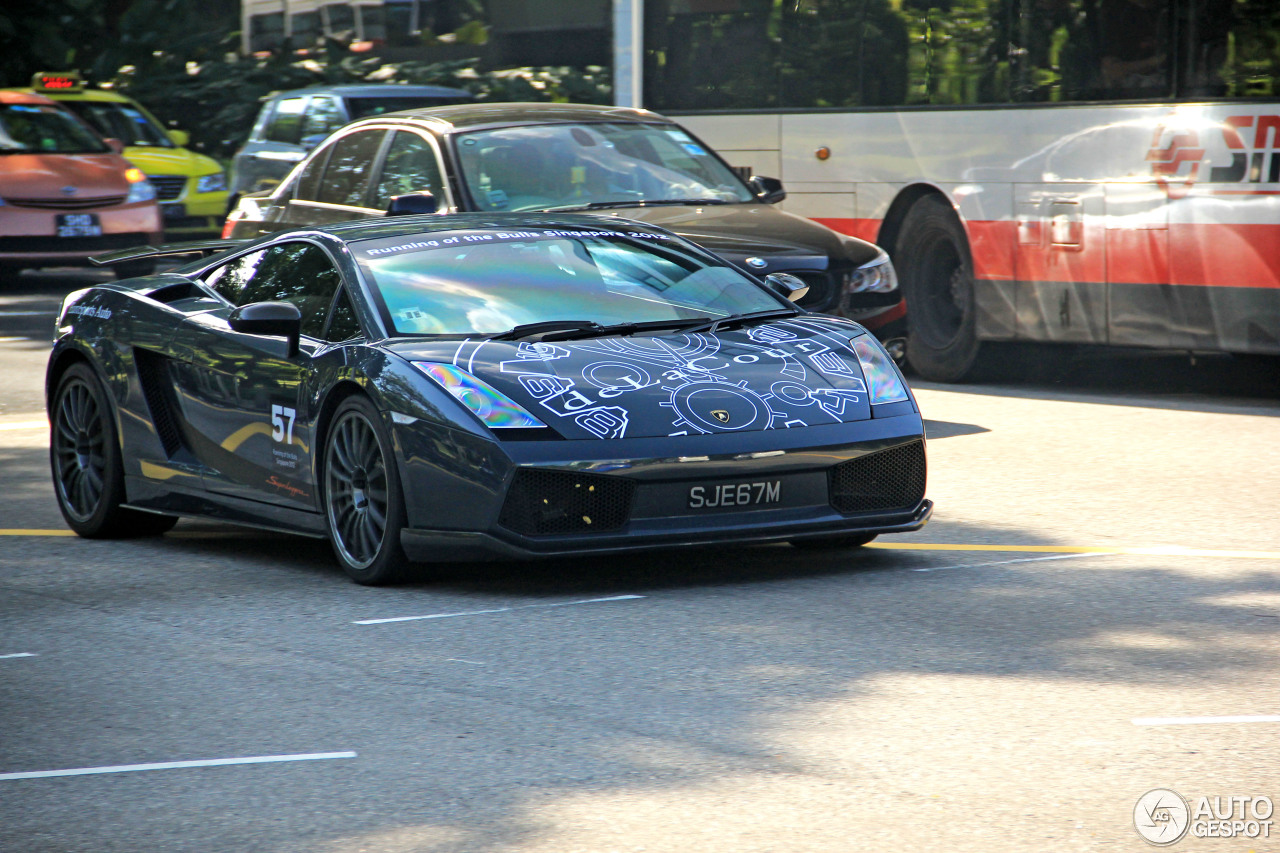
xmin=0 ymin=91 xmax=161 ymax=279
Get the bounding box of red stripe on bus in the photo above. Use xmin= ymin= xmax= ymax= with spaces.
xmin=815 ymin=217 xmax=1279 ymax=289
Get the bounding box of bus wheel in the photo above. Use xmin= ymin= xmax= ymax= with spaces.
xmin=898 ymin=196 xmax=979 ymax=382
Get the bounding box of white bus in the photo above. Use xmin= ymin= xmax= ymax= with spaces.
xmin=641 ymin=0 xmax=1280 ymax=380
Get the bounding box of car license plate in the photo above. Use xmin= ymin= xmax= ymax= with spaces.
xmin=161 ymin=203 xmax=186 ymax=220
xmin=56 ymin=213 xmax=102 ymax=238
xmin=688 ymin=480 xmax=781 ymax=509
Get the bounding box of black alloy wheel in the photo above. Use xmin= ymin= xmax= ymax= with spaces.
xmin=897 ymin=195 xmax=981 ymax=382
xmin=323 ymin=396 xmax=410 ymax=584
xmin=50 ymin=362 xmax=177 ymax=537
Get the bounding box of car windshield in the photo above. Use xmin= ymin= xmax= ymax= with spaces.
xmin=60 ymin=101 xmax=174 ymax=148
xmin=0 ymin=103 xmax=109 ymax=154
xmin=353 ymin=227 xmax=783 ymax=336
xmin=453 ymin=122 xmax=756 ymax=212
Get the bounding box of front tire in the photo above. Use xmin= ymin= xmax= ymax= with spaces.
xmin=897 ymin=195 xmax=980 ymax=382
xmin=322 ymin=395 xmax=411 ymax=585
xmin=50 ymin=362 xmax=177 ymax=537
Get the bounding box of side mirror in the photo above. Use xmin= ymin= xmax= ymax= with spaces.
xmin=748 ymin=175 xmax=786 ymax=204
xmin=764 ymin=272 xmax=809 ymax=302
xmin=386 ymin=191 xmax=438 ymax=216
xmin=167 ymin=129 xmax=190 ymax=147
xmin=229 ymin=301 xmax=302 ymax=356
xmin=300 ymin=133 xmax=327 ymax=152
xmin=104 ymin=137 xmax=125 ymax=154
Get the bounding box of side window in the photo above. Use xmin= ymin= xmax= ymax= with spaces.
xmin=302 ymin=96 xmax=344 ymax=139
xmin=264 ymin=97 xmax=307 ymax=144
xmin=370 ymin=130 xmax=446 ymax=209
xmin=207 ymin=243 xmax=343 ymax=339
xmin=325 ymin=287 xmax=363 ymax=342
xmin=293 ymin=144 xmax=333 ymax=202
xmin=204 ymin=249 xmax=267 ymax=305
xmin=317 ymin=129 xmax=385 ymax=207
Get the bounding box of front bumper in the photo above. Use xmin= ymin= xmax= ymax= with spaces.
xmin=394 ymin=412 xmax=930 ymax=563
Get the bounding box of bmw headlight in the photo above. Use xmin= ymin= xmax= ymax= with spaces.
xmin=197 ymin=172 xmax=227 ymax=194
xmin=124 ymin=168 xmax=156 ymax=204
xmin=850 ymin=334 xmax=910 ymax=404
xmin=414 ymin=362 xmax=546 ymax=429
xmin=845 ymin=248 xmax=899 ymax=294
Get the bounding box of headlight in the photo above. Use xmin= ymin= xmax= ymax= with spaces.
xmin=197 ymin=172 xmax=227 ymax=193
xmin=413 ymin=362 xmax=546 ymax=429
xmin=124 ymin=168 xmax=156 ymax=204
xmin=845 ymin=248 xmax=899 ymax=294
xmin=850 ymin=334 xmax=909 ymax=404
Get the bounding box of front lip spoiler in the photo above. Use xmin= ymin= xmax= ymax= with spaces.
xmin=401 ymin=499 xmax=932 ymax=562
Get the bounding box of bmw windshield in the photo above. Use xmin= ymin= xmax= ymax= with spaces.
xmin=452 ymin=123 xmax=756 ymax=213
xmin=354 ymin=227 xmax=787 ymax=337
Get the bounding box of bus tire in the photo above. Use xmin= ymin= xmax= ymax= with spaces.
xmin=898 ymin=196 xmax=980 ymax=382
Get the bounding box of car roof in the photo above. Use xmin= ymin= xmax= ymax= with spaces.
xmin=358 ymin=102 xmax=671 ymax=133
xmin=42 ymin=89 xmax=133 ymax=104
xmin=291 ymin=212 xmax=679 ymax=244
xmin=0 ymin=91 xmax=58 ymax=106
xmin=264 ymin=84 xmax=472 ymax=102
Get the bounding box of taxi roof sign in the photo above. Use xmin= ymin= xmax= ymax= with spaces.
xmin=32 ymin=72 xmax=84 ymax=93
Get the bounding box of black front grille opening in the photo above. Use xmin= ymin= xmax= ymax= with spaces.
xmin=790 ymin=271 xmax=839 ymax=312
xmin=498 ymin=468 xmax=635 ymax=536
xmin=829 ymin=440 xmax=926 ymax=514
xmin=150 ymin=176 xmax=187 ymax=200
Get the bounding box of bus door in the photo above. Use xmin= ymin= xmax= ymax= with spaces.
xmin=1013 ymin=181 xmax=1107 ymax=343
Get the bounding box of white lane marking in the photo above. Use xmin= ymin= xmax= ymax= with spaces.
xmin=0 ymin=420 xmax=47 ymax=432
xmin=1133 ymin=715 xmax=1280 ymax=726
xmin=911 ymin=552 xmax=1102 ymax=573
xmin=0 ymin=653 xmax=37 ymax=659
xmin=446 ymin=658 xmax=488 ymax=665
xmin=355 ymin=593 xmax=645 ymax=625
xmin=0 ymin=751 xmax=358 ymax=781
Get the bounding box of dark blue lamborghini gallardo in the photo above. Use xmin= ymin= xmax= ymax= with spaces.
xmin=48 ymin=214 xmax=931 ymax=584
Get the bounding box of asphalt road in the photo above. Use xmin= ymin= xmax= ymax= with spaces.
xmin=2 ymin=269 xmax=1278 ymax=852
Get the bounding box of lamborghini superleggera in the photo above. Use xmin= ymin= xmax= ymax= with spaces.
xmin=48 ymin=213 xmax=930 ymax=583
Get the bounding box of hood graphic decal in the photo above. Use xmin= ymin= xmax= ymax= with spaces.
xmin=451 ymin=318 xmax=880 ymax=440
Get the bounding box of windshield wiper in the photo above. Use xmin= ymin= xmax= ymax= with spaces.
xmin=540 ymin=317 xmax=714 ymax=342
xmin=540 ymin=198 xmax=733 ymax=213
xmin=681 ymin=308 xmax=800 ymax=335
xmin=484 ymin=320 xmax=604 ymax=341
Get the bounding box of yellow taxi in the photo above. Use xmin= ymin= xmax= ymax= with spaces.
xmin=26 ymin=72 xmax=228 ymax=238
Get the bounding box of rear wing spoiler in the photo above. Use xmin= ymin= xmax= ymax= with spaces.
xmin=90 ymin=239 xmax=246 ymax=266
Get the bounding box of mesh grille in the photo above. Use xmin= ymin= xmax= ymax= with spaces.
xmin=2 ymin=196 xmax=126 ymax=210
xmin=133 ymin=349 xmax=184 ymax=457
xmin=498 ymin=468 xmax=635 ymax=536
xmin=149 ymin=176 xmax=187 ymax=200
xmin=829 ymin=440 xmax=926 ymax=514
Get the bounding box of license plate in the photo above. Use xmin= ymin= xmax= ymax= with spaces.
xmin=56 ymin=213 xmax=101 ymax=238
xmin=161 ymin=203 xmax=186 ymax=220
xmin=689 ymin=480 xmax=781 ymax=509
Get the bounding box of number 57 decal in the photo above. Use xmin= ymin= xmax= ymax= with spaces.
xmin=271 ymin=405 xmax=297 ymax=444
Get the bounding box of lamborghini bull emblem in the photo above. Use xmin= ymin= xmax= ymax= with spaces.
xmin=711 ymin=409 xmax=731 ymax=424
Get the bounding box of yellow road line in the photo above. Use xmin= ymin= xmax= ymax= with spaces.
xmin=0 ymin=420 xmax=47 ymax=432
xmin=0 ymin=529 xmax=75 ymax=537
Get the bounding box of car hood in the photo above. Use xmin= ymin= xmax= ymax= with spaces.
xmin=123 ymin=145 xmax=222 ymax=177
xmin=389 ymin=315 xmax=879 ymax=440
xmin=584 ymin=203 xmax=880 ymax=273
xmin=0 ymin=152 xmax=134 ymax=197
